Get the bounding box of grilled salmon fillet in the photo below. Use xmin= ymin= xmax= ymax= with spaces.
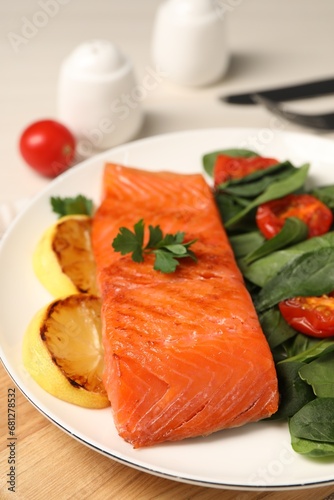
xmin=92 ymin=163 xmax=278 ymax=448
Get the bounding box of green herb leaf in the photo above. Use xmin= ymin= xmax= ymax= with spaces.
xmin=153 ymin=250 xmax=179 ymax=273
xmin=133 ymin=219 xmax=145 ymax=248
xmin=112 ymin=221 xmax=144 ymax=262
xmin=112 ymin=220 xmax=197 ymax=273
xmin=147 ymin=225 xmax=163 ymax=248
xmin=51 ymin=195 xmax=93 ymax=218
xmin=164 ymin=244 xmax=187 ymax=255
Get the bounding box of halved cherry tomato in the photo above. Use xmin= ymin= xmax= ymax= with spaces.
xmin=279 ymin=296 xmax=334 ymax=338
xmin=256 ymin=194 xmax=333 ymax=239
xmin=213 ymin=155 xmax=279 ymax=187
xmin=19 ymin=119 xmax=76 ymax=178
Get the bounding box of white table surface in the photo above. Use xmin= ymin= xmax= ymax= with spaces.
xmin=2 ymin=0 xmax=334 ymax=208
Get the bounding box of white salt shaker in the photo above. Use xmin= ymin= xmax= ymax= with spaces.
xmin=58 ymin=40 xmax=143 ymax=156
xmin=152 ymin=0 xmax=229 ymax=87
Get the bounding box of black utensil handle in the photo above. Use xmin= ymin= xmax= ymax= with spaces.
xmin=221 ymin=77 xmax=334 ymax=105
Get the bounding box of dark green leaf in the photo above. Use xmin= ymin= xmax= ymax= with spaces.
xmin=269 ymin=361 xmax=315 ymax=420
xmin=290 ymin=434 xmax=334 ymax=457
xmin=134 ymin=219 xmax=145 ymax=247
xmin=229 ymin=231 xmax=265 ymax=259
xmin=215 ymin=193 xmax=256 ymax=228
xmin=280 ymin=338 xmax=334 ymax=364
xmin=299 ymin=351 xmax=334 ymax=397
xmin=164 ymin=244 xmax=187 ymax=255
xmin=259 ymin=307 xmax=297 ymax=350
xmin=147 ymin=224 xmax=163 ymax=248
xmin=184 ymin=239 xmax=198 ymax=250
xmin=112 ymin=226 xmax=143 ymax=261
xmin=153 ymin=250 xmax=179 ymax=273
xmin=50 ymin=195 xmax=93 ymax=218
xmin=112 ymin=220 xmax=197 ymax=273
xmin=241 ymin=231 xmax=334 ymax=288
xmin=255 ymin=247 xmax=334 ymax=312
xmin=225 ymin=164 xmax=310 ymax=229
xmin=184 ymin=248 xmax=198 ymax=262
xmin=311 ymin=185 xmax=334 ymax=210
xmin=218 ymin=161 xmax=292 ymax=188
xmin=158 ymin=231 xmax=185 ymax=248
xmin=217 ymin=162 xmax=296 ymax=198
xmin=202 ymin=148 xmax=259 ymax=177
xmin=289 ymin=398 xmax=334 ymax=443
xmin=243 ymin=217 xmax=308 ymax=265
xmin=215 ymin=195 xmax=242 ymax=224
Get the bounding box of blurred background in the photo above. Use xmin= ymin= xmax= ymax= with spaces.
xmin=1 ymin=0 xmax=334 ymax=198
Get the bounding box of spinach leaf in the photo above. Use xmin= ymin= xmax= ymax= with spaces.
xmin=218 ymin=161 xmax=292 ymax=188
xmin=290 ymin=434 xmax=334 ymax=457
xmin=289 ymin=398 xmax=334 ymax=443
xmin=229 ymin=231 xmax=265 ymax=259
xmin=280 ymin=338 xmax=334 ymax=364
xmin=218 ymin=162 xmax=297 ymax=198
xmin=311 ymin=185 xmax=334 ymax=210
xmin=299 ymin=351 xmax=334 ymax=397
xmin=269 ymin=361 xmax=315 ymax=420
xmin=241 ymin=231 xmax=334 ymax=288
xmin=243 ymin=217 xmax=308 ymax=265
xmin=255 ymin=247 xmax=334 ymax=312
xmin=225 ymin=164 xmax=310 ymax=229
xmin=202 ymin=148 xmax=258 ymax=177
xmin=259 ymin=307 xmax=297 ymax=350
xmin=215 ymin=193 xmax=255 ymax=228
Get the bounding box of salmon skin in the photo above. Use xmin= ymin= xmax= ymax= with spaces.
xmin=92 ymin=163 xmax=279 ymax=448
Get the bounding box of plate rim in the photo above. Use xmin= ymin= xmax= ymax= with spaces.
xmin=1 ymin=126 xmax=334 ymax=491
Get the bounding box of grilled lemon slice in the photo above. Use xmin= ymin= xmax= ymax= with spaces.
xmin=33 ymin=215 xmax=98 ymax=298
xmin=22 ymin=294 xmax=109 ymax=408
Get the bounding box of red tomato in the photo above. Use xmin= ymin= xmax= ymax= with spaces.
xmin=213 ymin=155 xmax=279 ymax=186
xmin=279 ymin=296 xmax=334 ymax=338
xmin=19 ymin=119 xmax=76 ymax=178
xmin=256 ymin=194 xmax=333 ymax=239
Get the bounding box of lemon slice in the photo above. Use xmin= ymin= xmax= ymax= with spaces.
xmin=22 ymin=294 xmax=109 ymax=408
xmin=33 ymin=215 xmax=98 ymax=298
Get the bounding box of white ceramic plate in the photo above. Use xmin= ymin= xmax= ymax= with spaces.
xmin=1 ymin=128 xmax=334 ymax=491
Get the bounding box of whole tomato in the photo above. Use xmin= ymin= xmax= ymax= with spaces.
xmin=19 ymin=119 xmax=76 ymax=178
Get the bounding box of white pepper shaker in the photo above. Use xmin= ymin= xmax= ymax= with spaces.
xmin=151 ymin=0 xmax=229 ymax=87
xmin=58 ymin=39 xmax=143 ymax=156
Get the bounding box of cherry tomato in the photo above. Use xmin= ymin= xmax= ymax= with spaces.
xmin=213 ymin=155 xmax=279 ymax=187
xmin=19 ymin=119 xmax=76 ymax=178
xmin=279 ymin=296 xmax=334 ymax=338
xmin=256 ymin=194 xmax=333 ymax=239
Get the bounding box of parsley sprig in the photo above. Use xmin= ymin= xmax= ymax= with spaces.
xmin=51 ymin=195 xmax=93 ymax=218
xmin=112 ymin=219 xmax=197 ymax=273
